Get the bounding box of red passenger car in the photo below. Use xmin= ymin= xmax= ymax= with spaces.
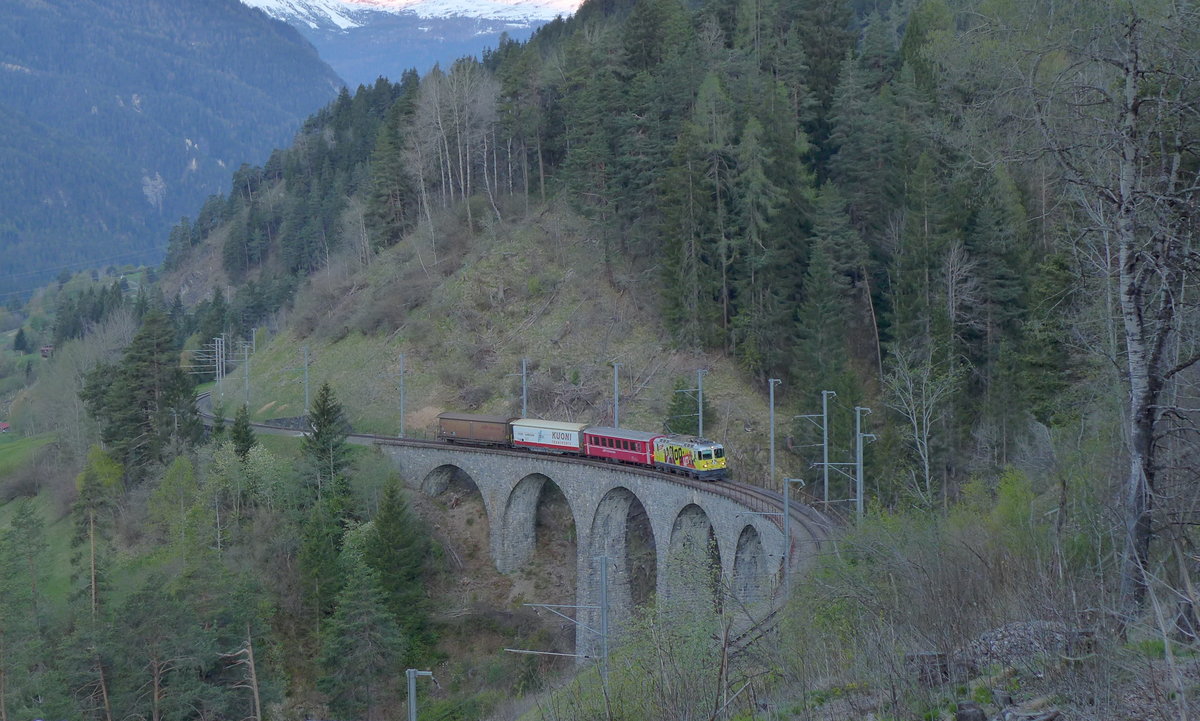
xmin=582 ymin=427 xmax=661 ymax=466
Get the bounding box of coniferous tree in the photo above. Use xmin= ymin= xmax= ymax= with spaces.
xmin=691 ymin=73 xmax=739 ymax=346
xmin=300 ymin=498 xmax=349 ymax=623
xmin=66 ymin=447 xmax=121 ymax=721
xmin=81 ymin=310 xmax=198 ymax=481
xmin=366 ymin=97 xmax=417 ymax=250
xmin=0 ymin=513 xmax=45 ymax=721
xmin=731 ymin=115 xmax=786 ymax=378
xmin=110 ymin=577 xmax=206 ymax=721
xmin=12 ymin=327 xmax=29 ymax=353
xmin=71 ymin=447 xmax=120 ymax=620
xmin=858 ymin=9 xmax=899 ymax=90
xmin=362 ymin=479 xmax=432 ymax=656
xmin=795 ymin=236 xmax=849 ymax=384
xmin=301 ymin=382 xmax=352 ymax=507
xmin=230 ymin=404 xmax=256 ymax=461
xmin=792 ymin=0 xmax=855 ymax=153
xmin=768 ymin=25 xmax=817 ymax=128
xmin=318 ymin=552 xmax=405 ymax=721
xmin=827 ymin=54 xmax=899 ymax=236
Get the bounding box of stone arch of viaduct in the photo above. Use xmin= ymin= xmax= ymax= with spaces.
xmin=376 ymin=441 xmax=821 ymax=658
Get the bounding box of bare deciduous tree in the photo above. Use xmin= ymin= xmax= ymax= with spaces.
xmin=944 ymin=0 xmax=1200 ymax=613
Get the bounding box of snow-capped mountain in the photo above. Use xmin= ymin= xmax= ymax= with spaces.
xmin=242 ymin=0 xmax=580 ymax=87
xmin=243 ymin=0 xmax=578 ymax=26
xmin=242 ymin=0 xmax=367 ymax=29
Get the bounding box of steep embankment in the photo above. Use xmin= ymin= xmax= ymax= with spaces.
xmin=191 ymin=202 xmax=800 ymax=488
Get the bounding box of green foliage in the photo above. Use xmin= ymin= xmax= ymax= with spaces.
xmin=300 ymin=497 xmax=349 ymax=620
xmin=12 ymin=326 xmax=29 ymax=353
xmin=0 ymin=433 xmax=55 ymax=480
xmin=663 ymin=377 xmax=719 ymax=435
xmin=71 ymin=446 xmax=121 ymax=617
xmin=0 ymin=497 xmax=52 ymax=720
xmin=318 ymin=551 xmax=406 ymax=719
xmin=230 ymin=404 xmax=257 ymax=461
xmin=300 ymin=382 xmax=353 ymax=508
xmin=148 ymin=455 xmax=199 ymax=545
xmin=81 ymin=310 xmax=200 ymax=482
xmin=361 ymin=477 xmax=434 ymax=659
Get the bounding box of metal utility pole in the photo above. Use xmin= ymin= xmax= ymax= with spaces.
xmin=521 ymin=358 xmax=528 ymax=417
xmin=215 ymin=335 xmax=226 ymax=400
xmin=406 ymin=669 xmax=433 ymax=721
xmin=821 ymin=390 xmax=836 ymax=505
xmin=184 ymin=337 xmax=225 ymax=391
xmin=399 ymin=353 xmax=407 ymax=437
xmin=243 ymin=328 xmax=256 ymax=406
xmin=782 ymin=477 xmax=804 ymax=597
xmin=854 ymin=407 xmax=876 ymax=520
xmin=769 ymin=379 xmax=781 ymax=488
xmin=241 ymin=340 xmax=251 ymax=405
xmin=612 ymin=362 xmax=622 ymax=427
xmin=302 ymin=346 xmax=311 ymax=417
xmin=697 ymin=369 xmax=707 ymax=437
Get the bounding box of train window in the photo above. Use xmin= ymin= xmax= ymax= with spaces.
xmin=700 ymin=451 xmax=712 ymax=460
xmin=714 ymin=448 xmax=725 ymax=458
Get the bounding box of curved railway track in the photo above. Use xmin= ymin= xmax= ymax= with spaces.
xmin=197 ymin=393 xmax=836 ymax=560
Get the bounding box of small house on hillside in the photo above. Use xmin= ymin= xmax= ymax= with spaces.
xmin=0 ymin=422 xmax=10 ymax=433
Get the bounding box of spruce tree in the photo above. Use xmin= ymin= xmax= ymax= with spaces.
xmin=318 ymin=555 xmax=405 ymax=720
xmin=82 ymin=310 xmax=198 ymax=481
xmin=301 ymin=382 xmax=352 ymax=508
xmin=731 ymin=115 xmax=786 ymax=378
xmin=300 ymin=498 xmax=349 ymax=622
xmin=362 ymin=479 xmax=432 ymax=655
xmin=231 ymin=404 xmax=257 ymax=461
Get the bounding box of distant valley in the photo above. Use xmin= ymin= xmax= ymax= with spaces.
xmin=0 ymin=0 xmax=342 ymax=299
xmin=241 ymin=0 xmax=580 ymax=87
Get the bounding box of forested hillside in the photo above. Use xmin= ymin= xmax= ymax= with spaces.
xmin=0 ymin=0 xmax=343 ymax=298
xmin=4 ymin=0 xmax=1200 ymax=719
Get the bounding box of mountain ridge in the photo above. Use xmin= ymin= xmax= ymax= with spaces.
xmin=0 ymin=0 xmax=344 ymax=299
xmin=244 ymin=0 xmax=578 ymax=24
xmin=240 ymin=0 xmax=579 ymax=87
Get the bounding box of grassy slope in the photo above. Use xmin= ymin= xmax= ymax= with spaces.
xmin=0 ymin=472 xmax=77 ymax=626
xmin=0 ymin=431 xmax=55 ymax=477
xmin=230 ymin=204 xmax=798 ymax=488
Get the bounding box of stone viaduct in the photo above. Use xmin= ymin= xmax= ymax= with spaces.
xmin=373 ymin=439 xmax=829 ymax=659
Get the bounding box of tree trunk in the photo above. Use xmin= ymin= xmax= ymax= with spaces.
xmin=1115 ymin=17 xmax=1155 ymax=613
xmin=89 ymin=512 xmax=99 ymax=621
xmin=246 ymin=628 xmax=263 ymax=721
xmin=0 ymin=630 xmax=8 ymax=721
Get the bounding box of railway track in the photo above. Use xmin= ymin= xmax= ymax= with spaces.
xmin=198 ymin=392 xmax=832 ymax=655
xmin=196 ymin=393 xmax=836 ymax=567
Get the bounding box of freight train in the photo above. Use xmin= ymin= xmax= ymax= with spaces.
xmin=436 ymin=412 xmax=728 ymax=481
